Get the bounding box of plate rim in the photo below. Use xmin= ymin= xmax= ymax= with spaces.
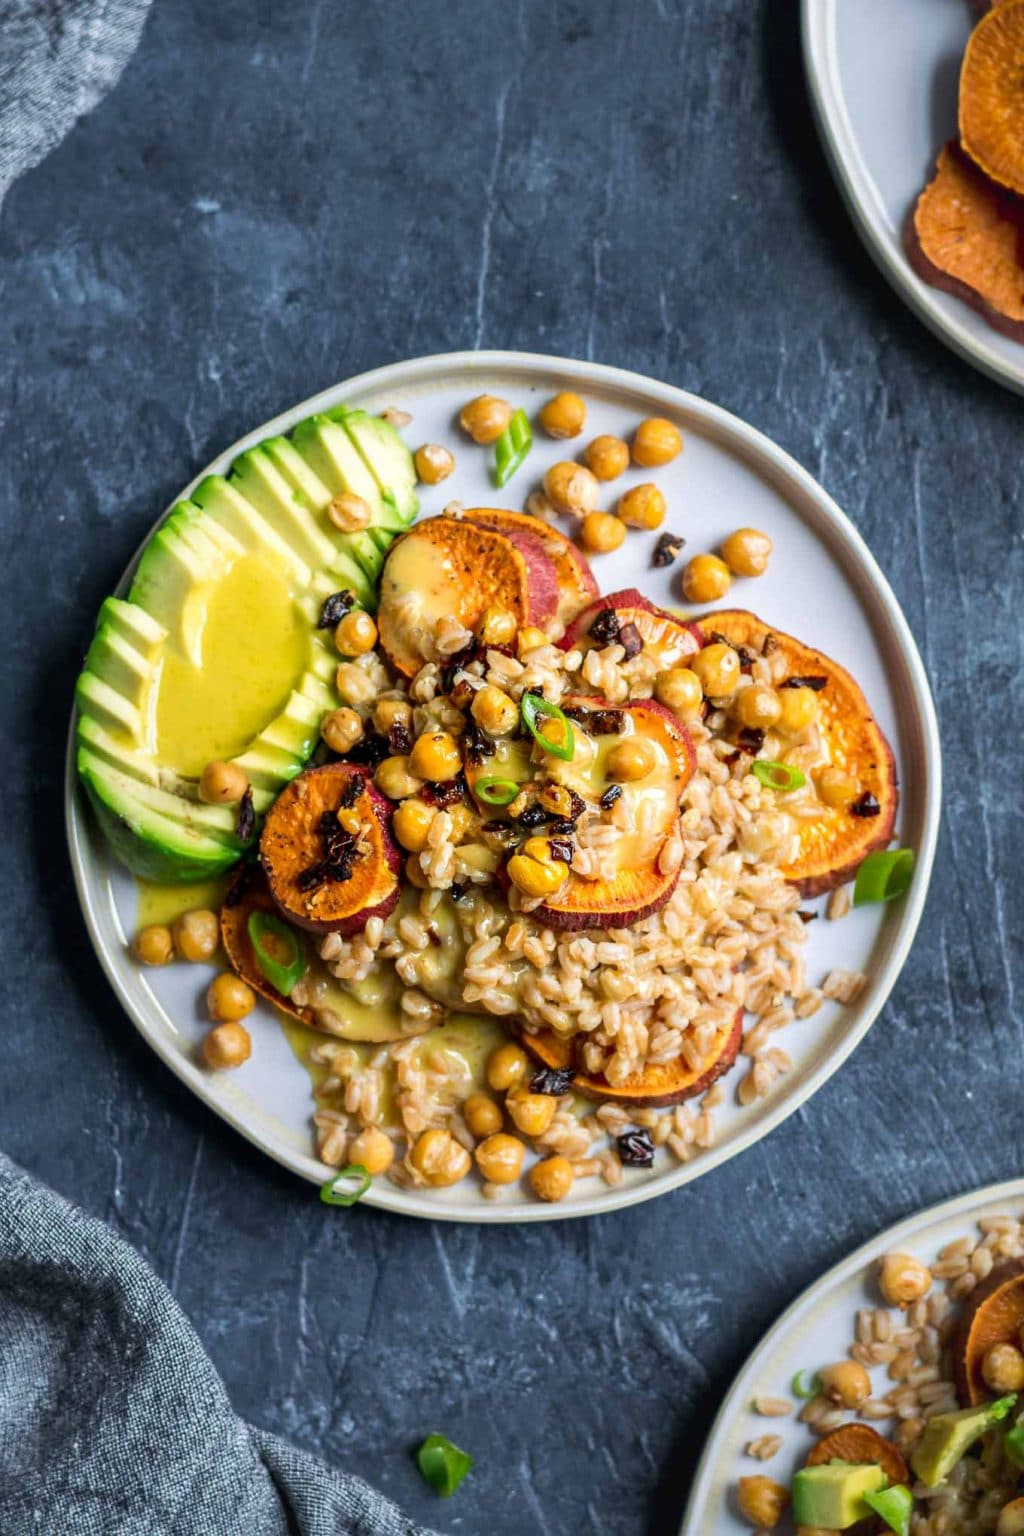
xmin=801 ymin=0 xmax=1024 ymax=398
xmin=679 ymin=1173 xmax=1024 ymax=1533
xmin=65 ymin=347 xmax=942 ymax=1223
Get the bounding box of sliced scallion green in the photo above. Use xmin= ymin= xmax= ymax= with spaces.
xmin=790 ymin=1369 xmax=822 ymax=1400
xmin=416 ymin=1433 xmax=473 ymax=1497
xmin=247 ymin=910 xmax=305 ymax=997
xmin=319 ymin=1164 xmax=372 ymax=1207
xmin=474 ymin=776 xmax=521 ymax=806
xmin=1004 ymin=1420 xmax=1024 ymax=1469
xmin=863 ymin=1484 xmax=913 ymax=1536
xmin=853 ymin=848 xmax=914 ymax=907
xmin=521 ymin=692 xmax=574 ymax=761
xmin=751 ymin=760 xmax=806 ymax=792
xmin=493 ymin=408 xmax=533 ymax=488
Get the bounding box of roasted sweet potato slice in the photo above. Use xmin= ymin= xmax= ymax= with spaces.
xmin=222 ymin=866 xmax=315 ymax=1025
xmin=806 ymin=1424 xmax=908 ymax=1488
xmin=522 ymin=1007 xmax=741 ymax=1107
xmin=560 ymin=588 xmax=703 ymax=670
xmin=953 ymin=1258 xmax=1024 ymax=1404
xmin=260 ymin=762 xmax=400 ymax=934
xmin=377 ymin=516 xmax=558 ymax=676
xmin=702 ymin=610 xmax=898 ymax=897
xmin=906 ymin=141 xmax=1024 ymax=341
xmin=960 ymin=1 xmax=1024 ymax=196
xmin=464 ymin=507 xmax=598 ymax=627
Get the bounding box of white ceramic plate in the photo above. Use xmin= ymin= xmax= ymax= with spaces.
xmin=65 ymin=350 xmax=940 ymax=1222
xmin=681 ymin=1177 xmax=1024 ymax=1532
xmin=802 ymin=0 xmax=1024 ymax=396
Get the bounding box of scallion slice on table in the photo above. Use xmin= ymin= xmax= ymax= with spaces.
xmin=493 ymin=407 xmax=533 ymax=487
xmin=521 ymin=693 xmax=575 ymax=761
xmin=474 ymin=776 xmax=521 ymax=806
xmin=416 ymin=1433 xmax=473 ymax=1497
xmin=863 ymin=1483 xmax=914 ymax=1536
xmin=790 ymin=1369 xmax=822 ymax=1400
xmin=319 ymin=1164 xmax=372 ymax=1207
xmin=853 ymin=848 xmax=914 ymax=907
xmin=247 ymin=910 xmax=305 ymax=996
xmin=751 ymin=760 xmax=806 ymax=792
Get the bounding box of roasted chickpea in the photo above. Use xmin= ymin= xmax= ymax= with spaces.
xmin=392 ymin=797 xmax=436 ymax=852
xmin=464 ymin=1092 xmax=504 ymax=1139
xmin=321 ymin=706 xmax=365 ymax=754
xmin=997 ymin=1497 xmax=1024 ymax=1536
xmin=486 ymin=1042 xmax=530 ymax=1092
xmin=529 ymin=1154 xmax=574 ymax=1203
xmin=721 ymin=526 xmax=773 ymax=578
xmin=538 ymin=782 xmax=574 ymax=817
xmin=334 ymin=662 xmax=377 ymax=710
xmin=733 ymin=683 xmax=782 ymax=730
xmin=814 ymin=765 xmax=859 ymax=810
xmin=478 ymin=606 xmax=517 ymax=646
xmin=543 ymin=460 xmax=600 ymax=516
xmin=521 ymin=835 xmax=558 ymax=865
xmin=198 ymin=759 xmax=248 ymax=805
xmin=334 ymin=609 xmax=378 ymax=657
xmin=983 ymin=1342 xmax=1024 ymax=1393
xmin=348 ymin=1126 xmax=394 ymax=1176
xmin=607 ymin=737 xmax=657 ymax=782
xmin=506 ymin=1087 xmax=557 ymax=1138
xmin=691 ymin=643 xmax=741 ymax=698
xmin=878 ymin=1251 xmax=933 ymax=1308
xmin=507 ymin=853 xmax=566 ymax=898
xmin=409 ymin=730 xmax=461 ymax=782
xmin=776 ymin=686 xmax=818 ymax=735
xmin=207 ymin=972 xmax=256 ymax=1022
xmin=682 ymin=552 xmax=732 ymax=604
xmin=654 ymin=667 xmax=703 ymax=719
xmin=404 ymin=853 xmax=430 ymax=889
xmin=375 ymin=754 xmax=424 ymax=800
xmin=584 ymin=434 xmax=630 ymax=482
xmin=819 ymin=1360 xmax=871 ymax=1409
xmin=408 ymin=1127 xmax=472 ymax=1187
xmin=474 ymin=1132 xmax=526 ymax=1184
xmin=201 ymin=1020 xmax=252 ymax=1070
xmin=736 ymin=1475 xmax=788 ymax=1529
xmin=538 ymin=391 xmax=586 ymax=439
xmin=459 ymin=394 xmax=511 ymax=445
xmin=618 ymin=482 xmax=666 ymax=531
xmin=414 ymin=443 xmax=455 ymax=484
xmin=517 ymin=626 xmax=550 ymax=656
xmin=132 ymin=923 xmax=174 ymax=966
xmin=372 ymin=697 xmax=412 ymax=736
xmin=471 ymin=684 xmax=519 ymax=736
xmin=326 ymin=492 xmax=372 ymax=533
xmin=580 ymin=511 xmax=626 ymax=554
xmin=172 ymin=909 xmax=219 ymax=964
xmin=632 ymin=416 xmax=683 ymax=467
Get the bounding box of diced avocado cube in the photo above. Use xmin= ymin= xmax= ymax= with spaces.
xmin=911 ymin=1395 xmax=1017 ymax=1487
xmin=791 ymin=1462 xmax=887 ymax=1529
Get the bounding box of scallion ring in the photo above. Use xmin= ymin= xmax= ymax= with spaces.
xmin=416 ymin=1433 xmax=473 ymax=1497
xmin=751 ymin=760 xmax=806 ymax=792
xmin=521 ymin=692 xmax=574 ymax=761
xmin=493 ymin=408 xmax=533 ymax=488
xmin=247 ymin=909 xmax=305 ymax=997
xmin=474 ymin=776 xmax=521 ymax=807
xmin=863 ymin=1484 xmax=914 ymax=1536
xmin=790 ymin=1369 xmax=822 ymax=1400
xmin=319 ymin=1164 xmax=372 ymax=1207
xmin=853 ymin=848 xmax=914 ymax=907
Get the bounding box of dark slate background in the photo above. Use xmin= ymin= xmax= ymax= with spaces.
xmin=1 ymin=2 xmax=1020 ymax=1532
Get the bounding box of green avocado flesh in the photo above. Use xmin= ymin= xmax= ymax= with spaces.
xmin=911 ymin=1396 xmax=1016 ymax=1487
xmin=76 ymin=410 xmax=417 ymax=882
xmin=791 ymin=1462 xmax=887 ymax=1529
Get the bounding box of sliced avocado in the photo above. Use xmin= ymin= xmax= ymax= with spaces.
xmin=289 ymin=416 xmax=386 ymax=583
xmin=129 ymin=509 xmax=234 ymax=634
xmin=191 ymin=476 xmax=312 ymax=585
xmin=791 ymin=1462 xmax=887 ymax=1529
xmin=229 ymin=445 xmax=338 ymax=572
xmin=79 ymin=759 xmax=243 ymax=884
xmin=334 ymin=408 xmax=419 ymax=528
xmin=911 ymin=1395 xmax=1017 ymax=1487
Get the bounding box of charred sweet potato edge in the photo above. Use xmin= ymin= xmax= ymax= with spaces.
xmin=560 ymin=587 xmax=703 ymax=658
xmin=221 ymin=867 xmax=316 ymax=1025
xmin=805 ymin=1423 xmax=909 ymax=1487
xmin=953 ymin=1258 xmax=1024 ymax=1404
xmin=464 ymin=507 xmax=598 ymax=625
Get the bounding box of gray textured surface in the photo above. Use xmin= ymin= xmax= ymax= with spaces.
xmin=0 ymin=2 xmax=1020 ymax=1532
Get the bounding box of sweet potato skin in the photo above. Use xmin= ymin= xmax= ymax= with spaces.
xmin=464 ymin=507 xmax=598 ymax=627
xmin=953 ymin=1258 xmax=1024 ymax=1404
xmin=702 ymin=610 xmax=898 ymax=898
xmin=560 ymin=588 xmax=703 ymax=663
xmin=221 ymin=866 xmax=316 ymax=1025
xmin=806 ymin=1423 xmax=908 ymax=1488
xmin=960 ymin=1 xmax=1024 ymax=196
xmin=260 ymin=763 xmax=400 ymax=935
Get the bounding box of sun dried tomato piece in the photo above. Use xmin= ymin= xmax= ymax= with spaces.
xmin=783 ymin=675 xmax=828 ymax=691
xmin=317 ymin=591 xmax=355 ymax=630
xmin=617 ymin=1129 xmax=655 ymax=1167
xmin=235 ymin=787 xmax=256 ymax=844
xmin=652 ymin=532 xmax=685 ymax=568
xmin=588 ymin=608 xmax=621 ymax=645
xmin=850 ymin=791 xmax=881 ymax=818
xmin=529 ymin=1066 xmax=576 ymax=1096
xmin=618 ymin=622 xmax=643 ymax=659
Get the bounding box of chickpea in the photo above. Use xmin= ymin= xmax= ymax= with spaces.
xmin=814 ymin=765 xmax=859 ymax=810
xmin=326 ymin=492 xmax=372 ymax=533
xmin=408 ymin=1127 xmax=472 ymax=1187
xmin=776 ymin=686 xmax=818 ymax=735
xmin=132 ymin=923 xmax=174 ymax=966
xmin=983 ymin=1342 xmax=1024 ymax=1393
xmin=997 ymin=1497 xmax=1024 ymax=1536
xmin=478 ymin=606 xmax=517 ymax=646
xmin=506 ymin=1087 xmax=557 ymax=1138
xmin=207 ymin=972 xmax=256 ymax=1022
xmin=172 ymin=909 xmax=219 ymax=964
xmin=321 ymin=706 xmax=365 ymax=755
xmin=392 ymin=797 xmax=436 ymax=852
xmin=607 ymin=737 xmax=657 ymax=782
xmin=682 ymin=553 xmax=732 ymax=605
xmin=733 ymin=682 xmax=782 ymax=730
xmin=404 ymin=853 xmax=430 ymax=889
xmin=517 ymin=625 xmax=550 ymax=655
xmin=464 ymin=1092 xmax=504 ymax=1139
xmin=334 ymin=662 xmax=377 ymax=710
xmin=632 ymin=416 xmax=683 ymax=467
xmin=543 ymin=460 xmax=600 ymax=516
xmin=474 ymin=1132 xmax=526 ymax=1184
xmin=618 ymin=483 xmax=666 ymax=531
xmin=584 ymin=434 xmax=630 ymax=482
xmin=459 ymin=394 xmax=511 ymax=445
xmin=348 ymin=1126 xmax=394 ymax=1176
xmin=722 ymin=526 xmax=773 ymax=578
xmin=819 ymin=1360 xmax=871 ymax=1409
xmin=878 ymin=1251 xmax=933 ymax=1308
xmin=486 ymin=1042 xmax=530 ymax=1092
xmin=198 ymin=760 xmax=248 ymax=805
xmin=372 ymin=697 xmax=412 ymax=736
xmin=471 ymin=684 xmax=519 ymax=736
xmin=736 ymin=1475 xmax=788 ymax=1529
xmin=334 ymin=609 xmax=378 ymax=657
xmin=691 ymin=643 xmax=742 ymax=698
xmin=529 ymin=1155 xmax=574 ymax=1203
xmin=374 ymin=754 xmax=425 ymax=800
xmin=580 ymin=511 xmax=626 ymax=554
xmin=654 ymin=667 xmax=703 ymax=720
xmin=538 ymin=391 xmax=586 ymax=439
xmin=538 ymin=782 xmax=573 ymax=817
xmin=201 ymin=1020 xmax=252 ymax=1070
xmin=507 ymin=853 xmax=566 ymax=898
xmin=522 ymin=835 xmax=560 ymax=864
xmin=414 ymin=442 xmax=455 ymax=484
xmin=408 ymin=730 xmax=461 ymax=782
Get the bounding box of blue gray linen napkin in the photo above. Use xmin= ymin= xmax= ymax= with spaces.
xmin=0 ymin=1152 xmax=441 ymax=1536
